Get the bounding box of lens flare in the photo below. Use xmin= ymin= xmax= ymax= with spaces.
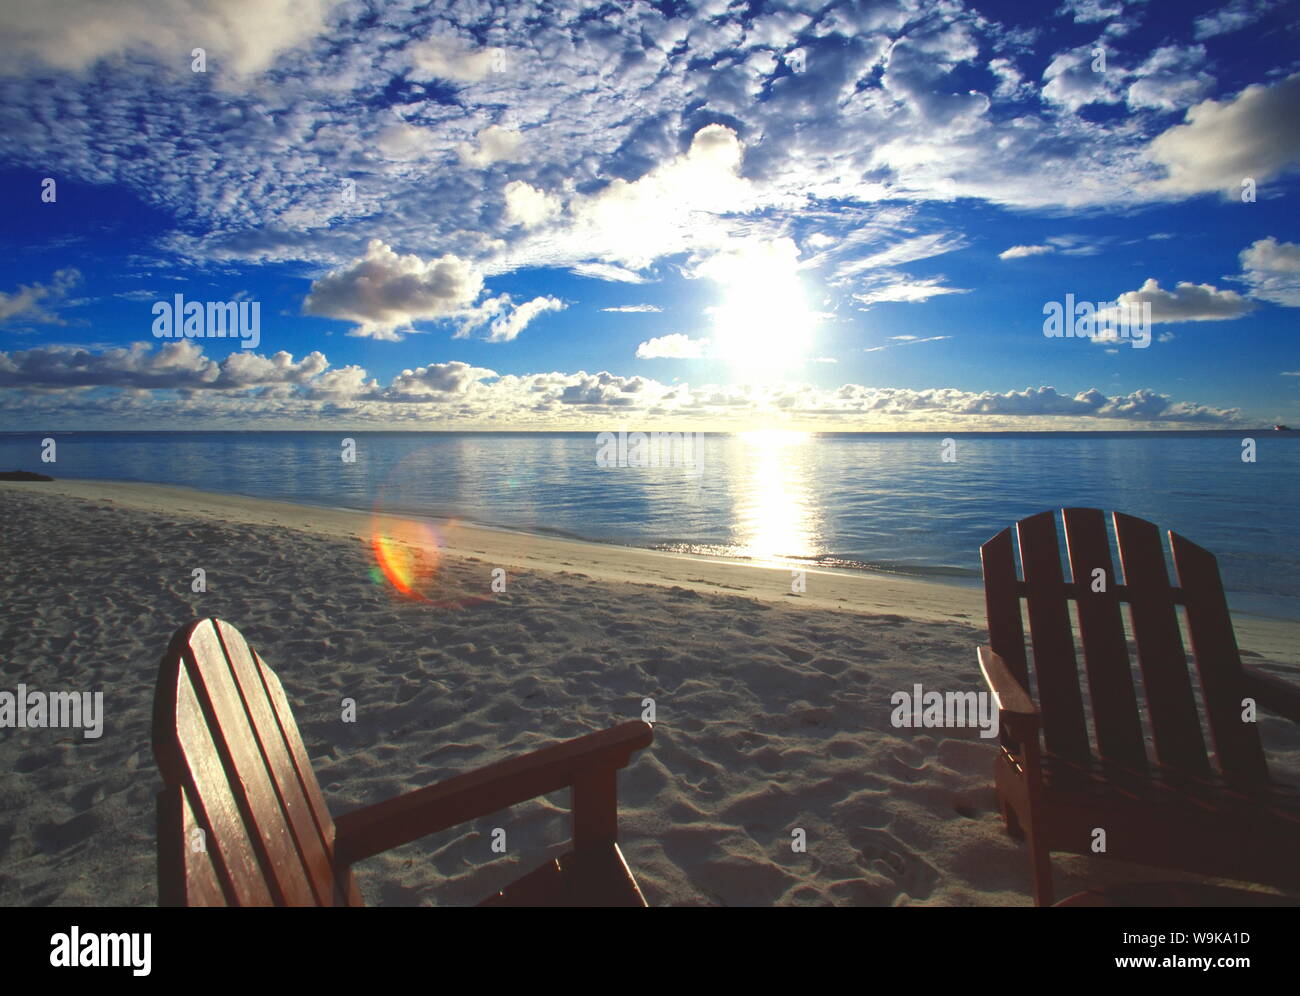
xmin=370 ymin=517 xmax=441 ymax=600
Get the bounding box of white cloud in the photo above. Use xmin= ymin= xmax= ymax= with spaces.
xmin=458 ymin=125 xmax=523 ymax=168
xmin=1042 ymin=44 xmax=1123 ymax=112
xmin=1193 ymin=0 xmax=1278 ymax=40
xmin=834 ymin=232 xmax=966 ymax=278
xmin=503 ymin=180 xmax=562 ymax=229
xmin=1108 ymin=278 xmax=1256 ymax=323
xmin=569 ymin=263 xmax=651 ymax=284
xmin=603 ymin=304 xmax=661 ymax=313
xmin=1058 ymin=0 xmax=1126 ymax=24
xmin=569 ymin=124 xmax=754 ymax=267
xmin=0 ymin=340 xmax=332 ymax=391
xmin=0 ymin=342 xmax=1244 ymax=428
xmin=0 ymin=268 xmax=81 ymax=325
xmin=864 ymin=335 xmax=952 ymax=352
xmin=999 ymin=244 xmax=1055 ymax=260
xmin=1126 ymin=46 xmax=1214 ymax=112
xmin=405 ymin=36 xmax=503 ymax=83
xmin=379 ymin=361 xmax=498 ymax=400
xmin=375 ymin=122 xmax=438 ymax=161
xmin=0 ymin=0 xmax=343 ymax=78
xmin=303 ymin=239 xmax=484 ymax=340
xmin=484 ymin=295 xmax=565 ymax=343
xmin=636 ymin=333 xmax=709 ymax=359
xmin=854 ymin=276 xmax=967 ymax=306
xmin=1239 ymin=237 xmax=1300 ymax=307
xmin=1147 ymin=73 xmax=1300 ymax=196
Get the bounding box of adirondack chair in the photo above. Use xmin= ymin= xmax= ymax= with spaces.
xmin=153 ymin=617 xmax=653 ymax=906
xmin=979 ymin=509 xmax=1300 ymax=906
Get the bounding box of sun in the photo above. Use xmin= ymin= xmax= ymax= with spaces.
xmin=704 ymin=240 xmax=819 ymax=375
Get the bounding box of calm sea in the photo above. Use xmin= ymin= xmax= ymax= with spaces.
xmin=2 ymin=430 xmax=1296 ymax=619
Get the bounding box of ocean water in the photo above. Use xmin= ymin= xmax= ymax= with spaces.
xmin=2 ymin=430 xmax=1296 ymax=619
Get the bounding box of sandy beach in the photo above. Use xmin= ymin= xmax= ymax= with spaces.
xmin=1 ymin=478 xmax=1297 ymax=906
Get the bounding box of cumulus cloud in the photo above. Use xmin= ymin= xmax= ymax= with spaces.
xmin=522 ymin=123 xmax=756 ymax=272
xmin=503 ymin=180 xmax=562 ymax=228
xmin=458 ymin=125 xmax=523 ymax=168
xmin=1058 ymin=0 xmax=1126 ymax=23
xmin=0 ymin=342 xmax=1244 ymax=427
xmin=1107 ymin=278 xmax=1256 ymax=323
xmin=0 ymin=340 xmax=331 ymax=392
xmin=484 ymin=295 xmax=565 ymax=343
xmin=1042 ymin=44 xmax=1123 ymax=112
xmin=375 ymin=122 xmax=439 ymax=161
xmin=404 ymin=36 xmax=503 ymax=83
xmin=0 ymin=0 xmax=342 ymax=78
xmin=1147 ymin=73 xmax=1300 ymax=195
xmin=1193 ymin=0 xmax=1278 ymax=39
xmin=1126 ymin=46 xmax=1214 ymax=112
xmin=0 ymin=268 xmax=81 ymax=325
xmin=999 ymin=244 xmax=1055 ymax=260
xmin=1239 ymin=237 xmax=1300 ymax=307
xmin=636 ymin=333 xmax=709 ymax=359
xmin=303 ymin=239 xmax=484 ymax=340
xmin=377 ymin=361 xmax=498 ymax=401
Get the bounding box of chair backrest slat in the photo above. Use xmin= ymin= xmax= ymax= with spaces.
xmin=161 ymin=664 xmax=277 ymax=905
xmin=1170 ymin=532 xmax=1269 ymax=785
xmin=1062 ymin=508 xmax=1147 ymax=767
xmin=157 ymin=785 xmax=228 ymax=906
xmin=1113 ymin=513 xmax=1210 ymax=774
xmin=980 ymin=526 xmax=1030 ymax=688
xmin=213 ymin=620 xmax=336 ymax=905
xmin=155 ymin=619 xmax=344 ymax=906
xmin=251 ymin=647 xmax=363 ymax=905
xmin=1016 ymin=511 xmax=1090 ymax=761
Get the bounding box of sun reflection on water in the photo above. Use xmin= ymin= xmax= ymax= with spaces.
xmin=732 ymin=429 xmax=821 ymax=564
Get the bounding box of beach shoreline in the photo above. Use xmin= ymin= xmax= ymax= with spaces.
xmin=4 ymin=477 xmax=1297 ymax=656
xmin=1 ymin=479 xmax=1297 ymax=906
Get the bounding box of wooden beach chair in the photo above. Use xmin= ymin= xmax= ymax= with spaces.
xmin=153 ymin=618 xmax=653 ymax=906
xmin=978 ymin=509 xmax=1300 ymax=906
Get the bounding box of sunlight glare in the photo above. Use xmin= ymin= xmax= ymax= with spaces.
xmin=705 ymin=240 xmax=818 ymax=376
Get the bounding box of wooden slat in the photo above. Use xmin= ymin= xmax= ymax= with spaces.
xmin=980 ymin=527 xmax=1029 ymax=688
xmin=253 ymin=649 xmax=361 ymax=906
xmin=1017 ymin=511 xmax=1090 ymax=760
xmin=1170 ymin=531 xmax=1269 ymax=784
xmin=1062 ymin=508 xmax=1147 ymax=767
xmin=157 ymin=785 xmax=227 ymax=907
xmin=252 ymin=652 xmax=334 ymax=847
xmin=1113 ymin=513 xmax=1210 ymax=774
xmin=171 ymin=666 xmax=275 ymax=905
xmin=214 ymin=620 xmax=335 ymax=905
xmin=182 ymin=622 xmax=318 ymax=906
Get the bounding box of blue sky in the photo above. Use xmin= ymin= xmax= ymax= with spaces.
xmin=1 ymin=0 xmax=1298 ymax=429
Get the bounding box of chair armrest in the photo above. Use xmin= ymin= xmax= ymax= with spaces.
xmin=1242 ymin=665 xmax=1300 ymax=725
xmin=334 ymin=720 xmax=653 ymax=865
xmin=978 ymin=646 xmax=1039 ymax=728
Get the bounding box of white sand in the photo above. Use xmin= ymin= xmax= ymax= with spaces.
xmin=1 ymin=478 xmax=1297 ymax=906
